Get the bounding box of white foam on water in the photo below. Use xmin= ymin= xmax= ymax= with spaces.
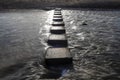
xmin=76 ymin=32 xmax=85 ymax=41
xmin=46 ymin=10 xmax=54 ymax=24
xmin=72 ymin=26 xmax=77 ymax=30
xmin=39 ymin=10 xmax=54 ymax=49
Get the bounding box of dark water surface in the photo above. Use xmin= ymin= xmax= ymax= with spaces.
xmin=0 ymin=9 xmax=48 ymax=80
xmin=0 ymin=9 xmax=120 ymax=80
xmin=62 ymin=9 xmax=120 ymax=80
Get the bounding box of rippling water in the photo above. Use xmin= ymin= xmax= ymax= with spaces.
xmin=62 ymin=9 xmax=120 ymax=80
xmin=0 ymin=9 xmax=120 ymax=80
xmin=0 ymin=9 xmax=48 ymax=80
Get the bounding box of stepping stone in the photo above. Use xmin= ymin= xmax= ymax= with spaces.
xmin=47 ymin=34 xmax=68 ymax=47
xmin=45 ymin=47 xmax=72 ymax=65
xmin=55 ymin=8 xmax=61 ymax=11
xmin=53 ymin=17 xmax=63 ymax=21
xmin=53 ymin=15 xmax=62 ymax=18
xmin=54 ymin=10 xmax=61 ymax=12
xmin=55 ymin=10 xmax=61 ymax=11
xmin=52 ymin=21 xmax=65 ymax=26
xmin=54 ymin=10 xmax=61 ymax=13
xmin=50 ymin=26 xmax=65 ymax=34
xmin=54 ymin=12 xmax=61 ymax=15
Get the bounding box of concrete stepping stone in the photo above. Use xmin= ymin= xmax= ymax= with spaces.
xmin=53 ymin=15 xmax=62 ymax=18
xmin=52 ymin=21 xmax=65 ymax=26
xmin=54 ymin=13 xmax=61 ymax=15
xmin=47 ymin=34 xmax=68 ymax=47
xmin=54 ymin=11 xmax=61 ymax=15
xmin=45 ymin=47 xmax=72 ymax=65
xmin=54 ymin=10 xmax=61 ymax=13
xmin=44 ymin=8 xmax=73 ymax=67
xmin=54 ymin=10 xmax=61 ymax=12
xmin=55 ymin=8 xmax=61 ymax=11
xmin=55 ymin=10 xmax=61 ymax=12
xmin=50 ymin=26 xmax=65 ymax=34
xmin=53 ymin=17 xmax=63 ymax=21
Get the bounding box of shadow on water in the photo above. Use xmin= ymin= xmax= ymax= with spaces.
xmin=41 ymin=64 xmax=73 ymax=79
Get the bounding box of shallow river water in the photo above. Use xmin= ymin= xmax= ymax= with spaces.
xmin=0 ymin=9 xmax=120 ymax=80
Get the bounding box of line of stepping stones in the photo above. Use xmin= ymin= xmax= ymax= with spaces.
xmin=45 ymin=8 xmax=73 ymax=66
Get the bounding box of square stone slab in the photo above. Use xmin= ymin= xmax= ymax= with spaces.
xmin=54 ymin=13 xmax=61 ymax=15
xmin=53 ymin=15 xmax=62 ymax=18
xmin=48 ymin=34 xmax=66 ymax=40
xmin=54 ymin=11 xmax=61 ymax=13
xmin=53 ymin=17 xmax=63 ymax=21
xmin=50 ymin=26 xmax=65 ymax=34
xmin=54 ymin=11 xmax=61 ymax=15
xmin=55 ymin=8 xmax=61 ymax=11
xmin=45 ymin=47 xmax=72 ymax=65
xmin=52 ymin=21 xmax=65 ymax=26
xmin=47 ymin=34 xmax=68 ymax=47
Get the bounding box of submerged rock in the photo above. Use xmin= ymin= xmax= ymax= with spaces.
xmin=82 ymin=21 xmax=88 ymax=25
